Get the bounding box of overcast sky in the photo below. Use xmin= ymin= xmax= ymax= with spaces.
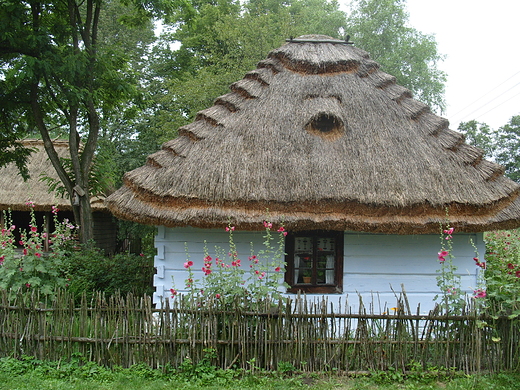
xmin=343 ymin=0 xmax=520 ymax=130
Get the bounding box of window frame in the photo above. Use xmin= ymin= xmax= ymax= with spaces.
xmin=284 ymin=230 xmax=344 ymax=294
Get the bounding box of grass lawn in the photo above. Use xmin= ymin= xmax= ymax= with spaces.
xmin=0 ymin=357 xmax=518 ymax=390
xmin=1 ymin=372 xmax=519 ymax=390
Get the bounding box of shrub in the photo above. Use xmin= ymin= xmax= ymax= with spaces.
xmin=484 ymin=229 xmax=520 ymax=317
xmin=63 ymin=245 xmax=154 ymax=301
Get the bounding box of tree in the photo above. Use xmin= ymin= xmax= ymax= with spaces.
xmin=0 ymin=0 xmax=165 ymax=244
xmin=145 ymin=0 xmax=446 ymax=131
xmin=149 ymin=0 xmax=349 ymax=124
xmin=346 ymin=0 xmax=446 ymax=112
xmin=495 ymin=115 xmax=520 ymax=182
xmin=458 ymin=120 xmax=496 ymax=159
xmin=458 ymin=116 xmax=520 ymax=183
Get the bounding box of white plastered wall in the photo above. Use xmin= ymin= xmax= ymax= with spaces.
xmin=154 ymin=226 xmax=485 ymax=314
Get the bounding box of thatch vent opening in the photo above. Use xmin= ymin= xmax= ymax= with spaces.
xmin=305 ymin=113 xmax=345 ymax=140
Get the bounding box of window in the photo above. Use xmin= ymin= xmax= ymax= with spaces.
xmin=285 ymin=231 xmax=343 ymax=293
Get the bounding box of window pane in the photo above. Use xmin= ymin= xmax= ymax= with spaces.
xmin=317 ymin=239 xmax=335 ymax=285
xmin=294 ymin=237 xmax=313 ymax=284
xmin=286 ymin=231 xmax=342 ymax=293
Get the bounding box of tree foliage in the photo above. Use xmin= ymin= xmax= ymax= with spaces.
xmin=148 ymin=0 xmax=348 ymax=125
xmin=457 ymin=120 xmax=496 ymax=159
xmin=346 ymin=0 xmax=446 ymax=112
xmin=0 ymin=0 xmax=160 ymax=243
xmin=459 ymin=115 xmax=520 ymax=182
xmin=143 ymin=0 xmax=447 ymax=135
xmin=495 ymin=116 xmax=520 ymax=183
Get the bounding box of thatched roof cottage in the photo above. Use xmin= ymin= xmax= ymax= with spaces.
xmin=0 ymin=139 xmax=117 ymax=254
xmin=106 ymin=35 xmax=520 ymax=309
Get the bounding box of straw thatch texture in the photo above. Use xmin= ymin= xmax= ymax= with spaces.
xmin=106 ymin=35 xmax=520 ymax=234
xmin=0 ymin=139 xmax=105 ymax=212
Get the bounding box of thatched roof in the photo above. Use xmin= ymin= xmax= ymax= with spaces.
xmin=0 ymin=139 xmax=105 ymax=212
xmin=106 ymin=35 xmax=520 ymax=234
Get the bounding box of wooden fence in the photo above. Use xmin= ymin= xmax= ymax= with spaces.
xmin=0 ymin=289 xmax=518 ymax=373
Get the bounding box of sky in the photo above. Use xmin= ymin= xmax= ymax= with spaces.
xmin=343 ymin=0 xmax=520 ymax=130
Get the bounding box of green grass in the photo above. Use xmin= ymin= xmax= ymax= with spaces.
xmin=0 ymin=357 xmax=518 ymax=390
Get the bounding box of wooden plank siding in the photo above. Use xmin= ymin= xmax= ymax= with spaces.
xmin=154 ymin=227 xmax=485 ymax=313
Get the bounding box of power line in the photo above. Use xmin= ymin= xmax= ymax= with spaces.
xmin=470 ymin=89 xmax=520 ymax=123
xmin=454 ymin=80 xmax=520 ymax=123
xmin=450 ymin=70 xmax=520 ymax=117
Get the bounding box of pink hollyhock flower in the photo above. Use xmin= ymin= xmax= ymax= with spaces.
xmin=225 ymin=226 xmax=235 ymax=232
xmin=474 ymin=289 xmax=486 ymax=298
xmin=443 ymin=227 xmax=454 ymax=235
xmin=170 ymin=288 xmax=178 ymax=297
xmin=0 ymin=255 xmax=4 ymax=264
xmin=215 ymin=294 xmax=221 ymax=299
xmin=51 ymin=205 xmax=59 ymax=214
xmin=25 ymin=283 xmax=31 ymax=288
xmin=183 ymin=260 xmax=194 ymax=268
xmin=30 ymin=226 xmax=37 ymax=233
xmin=35 ymin=253 xmax=41 ymax=258
xmin=275 ymin=267 xmax=281 ymax=272
xmin=438 ymin=250 xmax=448 ymax=262
xmin=516 ymin=270 xmax=520 ymax=278
xmin=263 ymin=221 xmax=272 ymax=229
xmin=508 ymin=263 xmax=515 ymax=269
xmin=22 ymin=249 xmax=28 ymax=256
xmin=277 ymin=227 xmax=285 ymax=233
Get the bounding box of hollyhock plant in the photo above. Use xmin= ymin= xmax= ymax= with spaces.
xmin=0 ymin=204 xmax=77 ymax=297
xmin=435 ymin=223 xmax=466 ymax=314
xmin=170 ymin=221 xmax=288 ymax=307
xmin=484 ymin=229 xmax=520 ymax=316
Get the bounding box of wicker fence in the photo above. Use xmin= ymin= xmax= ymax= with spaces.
xmin=0 ymin=289 xmax=518 ymax=373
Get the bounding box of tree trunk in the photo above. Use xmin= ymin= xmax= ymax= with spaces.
xmin=78 ymin=193 xmax=94 ymax=244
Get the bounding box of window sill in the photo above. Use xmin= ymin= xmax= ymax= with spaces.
xmin=287 ymin=285 xmax=342 ymax=294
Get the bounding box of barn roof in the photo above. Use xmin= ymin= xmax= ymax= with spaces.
xmin=0 ymin=139 xmax=106 ymax=212
xmin=106 ymin=35 xmax=520 ymax=234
